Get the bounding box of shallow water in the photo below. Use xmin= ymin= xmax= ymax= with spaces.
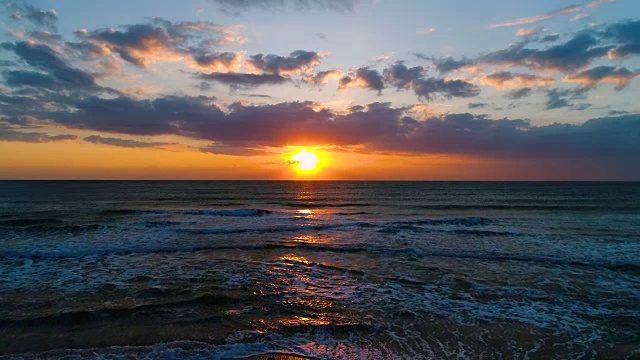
xmin=0 ymin=181 xmax=639 ymax=359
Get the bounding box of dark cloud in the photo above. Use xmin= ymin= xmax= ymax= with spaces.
xmin=216 ymin=101 xmax=409 ymax=147
xmin=410 ymin=77 xmax=480 ymax=100
xmin=198 ymin=81 xmax=212 ymax=91
xmin=81 ymin=18 xmax=244 ymax=69
xmin=383 ymin=62 xmax=426 ymax=89
xmin=339 ymin=67 xmax=385 ymax=93
xmin=565 ymin=65 xmax=638 ymax=90
xmin=246 ymin=50 xmax=326 ymax=74
xmin=200 ymin=144 xmax=270 ymax=156
xmin=51 ymin=95 xmax=223 ymax=136
xmin=1 ymin=41 xmax=97 ymax=91
xmin=480 ymin=71 xmax=555 ymax=88
xmin=382 ymin=112 xmax=640 ymax=159
xmin=415 ymin=19 xmax=640 ymax=82
xmin=0 ymin=128 xmax=76 ymax=143
xmin=302 ymin=69 xmax=343 ymax=85
xmin=544 ymin=87 xmax=587 ymax=110
xmin=479 ymin=32 xmax=611 ymax=72
xmin=344 ymin=62 xmax=480 ymax=100
xmin=545 ymin=88 xmax=572 ymax=110
xmin=5 ymin=93 xmax=640 ymax=163
xmin=0 ymin=91 xmax=74 ymax=122
xmin=194 ymin=72 xmax=288 ymax=88
xmin=10 ymin=31 xmax=62 ymax=43
xmin=1 ymin=115 xmax=35 ymax=127
xmin=571 ymin=103 xmax=592 ymax=111
xmin=607 ymin=110 xmax=629 ymax=116
xmin=3 ymin=70 xmax=60 ymax=90
xmin=208 ymin=0 xmax=360 ymax=13
xmin=506 ymin=87 xmax=533 ymax=99
xmin=482 ymin=71 xmax=514 ymax=85
xmin=347 ymin=105 xmax=365 ymax=112
xmin=468 ymin=102 xmax=489 ymax=109
xmin=541 ymin=33 xmax=560 ymax=42
xmin=603 ymin=19 xmax=640 ymax=59
xmin=387 ymin=62 xmax=480 ymax=99
xmin=87 ymin=24 xmax=172 ymax=68
xmin=149 ymin=18 xmax=243 ymax=47
xmin=65 ymin=40 xmax=111 ymax=61
xmin=83 ymin=135 xmax=172 ymax=148
xmin=7 ymin=2 xmax=58 ymax=31
xmin=192 ymin=52 xmax=243 ymax=71
xmin=415 ymin=55 xmax=477 ymax=74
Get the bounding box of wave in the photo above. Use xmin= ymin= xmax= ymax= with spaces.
xmin=378 ymin=217 xmax=492 ymax=233
xmin=176 ymin=218 xmax=377 ymax=234
xmin=0 ymin=293 xmax=238 ymax=325
xmin=0 ymin=216 xmax=493 ymax=237
xmin=413 ymin=204 xmax=640 ymax=211
xmin=206 ymin=202 xmax=247 ymax=207
xmin=1 ymin=208 xmax=275 ymax=233
xmin=0 ymin=223 xmax=102 ymax=233
xmin=99 ymin=209 xmax=166 ymax=216
xmin=451 ymin=229 xmax=522 ymax=237
xmin=0 ymin=241 xmax=370 ymax=260
xmin=138 ymin=220 xmax=185 ymax=228
xmin=334 ymin=211 xmax=372 ymax=216
xmin=0 ymin=215 xmax=499 ymax=241
xmin=183 ymin=209 xmax=272 ymax=217
xmin=0 ymin=218 xmax=64 ymax=228
xmin=1 ymin=239 xmax=637 ymax=273
xmin=603 ymin=264 xmax=640 ymax=274
xmin=274 ymin=202 xmax=373 ymax=208
xmin=0 ymin=340 xmax=315 ymax=360
xmin=390 ymin=217 xmax=491 ymax=227
xmin=377 ymin=227 xmax=520 ymax=237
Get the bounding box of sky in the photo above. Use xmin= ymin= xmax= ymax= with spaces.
xmin=0 ymin=0 xmax=639 ymax=180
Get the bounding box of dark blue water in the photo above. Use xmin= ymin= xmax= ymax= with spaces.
xmin=0 ymin=181 xmax=639 ymax=359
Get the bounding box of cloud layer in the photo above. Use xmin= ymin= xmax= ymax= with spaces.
xmin=490 ymin=0 xmax=616 ymax=28
xmin=2 ymin=92 xmax=638 ymax=163
xmin=74 ymin=18 xmax=246 ymax=69
xmin=208 ymin=0 xmax=362 ymax=13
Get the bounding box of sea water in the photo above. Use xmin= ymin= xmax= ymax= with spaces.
xmin=0 ymin=181 xmax=638 ymax=359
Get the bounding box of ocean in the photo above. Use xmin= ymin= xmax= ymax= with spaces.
xmin=0 ymin=181 xmax=638 ymax=359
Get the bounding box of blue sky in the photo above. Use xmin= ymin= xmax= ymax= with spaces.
xmin=15 ymin=0 xmax=638 ymax=121
xmin=0 ymin=0 xmax=639 ymax=179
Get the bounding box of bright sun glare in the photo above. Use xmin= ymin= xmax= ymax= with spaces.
xmin=291 ymin=149 xmax=319 ymax=171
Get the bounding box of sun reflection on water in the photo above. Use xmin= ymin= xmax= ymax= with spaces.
xmin=253 ymin=246 xmax=368 ymax=339
xmin=289 ymin=234 xmax=336 ymax=245
xmin=279 ymin=316 xmax=333 ymax=327
xmin=292 ymin=209 xmax=315 ymax=219
xmin=281 ymin=254 xmax=311 ymax=265
xmin=266 ymin=254 xmax=342 ymax=327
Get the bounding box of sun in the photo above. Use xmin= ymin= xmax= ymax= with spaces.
xmin=291 ymin=148 xmax=319 ymax=171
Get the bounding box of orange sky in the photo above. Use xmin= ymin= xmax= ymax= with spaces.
xmin=1 ymin=140 xmax=629 ymax=180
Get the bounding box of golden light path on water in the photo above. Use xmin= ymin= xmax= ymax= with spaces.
xmin=260 ymin=186 xmax=357 ymax=330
